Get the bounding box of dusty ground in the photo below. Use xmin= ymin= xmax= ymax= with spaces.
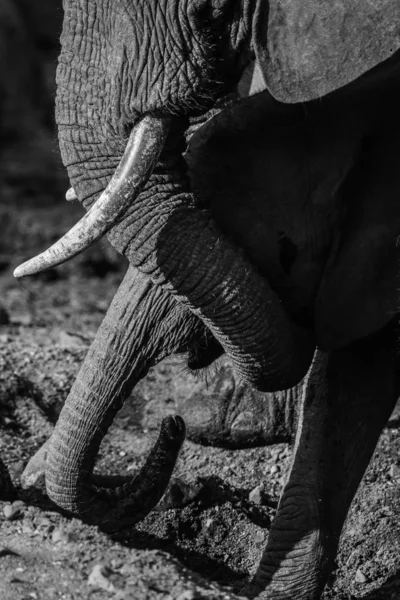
xmin=1 ymin=193 xmax=400 ymax=600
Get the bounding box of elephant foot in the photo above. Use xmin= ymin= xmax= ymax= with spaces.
xmin=0 ymin=459 xmax=17 ymax=501
xmin=177 ymin=360 xmax=301 ymax=449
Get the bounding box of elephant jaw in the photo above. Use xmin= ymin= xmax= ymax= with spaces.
xmin=14 ymin=116 xmax=170 ymax=278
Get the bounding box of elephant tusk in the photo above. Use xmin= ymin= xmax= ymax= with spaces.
xmin=65 ymin=187 xmax=78 ymax=202
xmin=13 ymin=116 xmax=171 ymax=278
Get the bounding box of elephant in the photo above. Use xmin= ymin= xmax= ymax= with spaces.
xmin=11 ymin=0 xmax=400 ymax=598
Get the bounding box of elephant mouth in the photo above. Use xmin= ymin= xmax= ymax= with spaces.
xmin=14 ymin=116 xmax=171 ymax=278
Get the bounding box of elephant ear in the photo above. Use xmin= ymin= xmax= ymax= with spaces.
xmin=253 ymin=0 xmax=400 ymax=102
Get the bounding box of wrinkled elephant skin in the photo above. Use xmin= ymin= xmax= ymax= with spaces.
xmin=14 ymin=1 xmax=400 ymax=598
xmin=244 ymin=325 xmax=397 ymax=598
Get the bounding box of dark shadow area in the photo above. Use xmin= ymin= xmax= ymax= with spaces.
xmin=116 ymin=519 xmax=249 ymax=590
xmin=360 ymin=570 xmax=400 ymax=599
xmin=0 ymin=0 xmax=66 ymax=207
xmin=124 ymin=529 xmax=248 ymax=590
xmin=74 ymin=475 xmax=274 ymax=589
xmin=7 ymin=476 xmax=251 ymax=589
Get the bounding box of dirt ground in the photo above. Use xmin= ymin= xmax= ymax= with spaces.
xmin=1 ymin=192 xmax=400 ymax=600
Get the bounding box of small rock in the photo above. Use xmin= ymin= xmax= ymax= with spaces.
xmin=270 ymin=465 xmax=280 ymax=475
xmin=51 ymin=529 xmax=63 ymax=544
xmin=389 ymin=464 xmax=400 ymax=479
xmin=15 ymin=314 xmax=32 ymax=326
xmin=58 ymin=331 xmax=87 ymax=349
xmin=254 ymin=529 xmax=265 ymax=543
xmin=355 ymin=568 xmax=367 ymax=584
xmin=3 ymin=504 xmax=22 ymax=521
xmin=21 ymin=522 xmax=35 ymax=536
xmin=88 ymin=564 xmax=116 ymax=593
xmin=176 ymin=591 xmax=198 ymax=600
xmin=51 ymin=528 xmax=74 ymax=544
xmin=157 ymin=478 xmax=203 ymax=510
xmin=203 ymin=517 xmax=217 ymax=536
xmin=9 ymin=461 xmax=25 ymax=479
xmin=347 ymin=526 xmax=358 ymax=538
xmin=35 ymin=516 xmax=51 ymax=529
xmin=270 ymin=447 xmax=281 ymax=462
xmin=249 ymin=485 xmax=264 ymax=505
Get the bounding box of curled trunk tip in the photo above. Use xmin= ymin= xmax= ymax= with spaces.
xmin=44 ymin=267 xmax=188 ymax=530
xmin=47 ymin=415 xmax=185 ymax=531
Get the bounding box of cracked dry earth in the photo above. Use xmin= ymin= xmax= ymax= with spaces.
xmin=1 ymin=199 xmax=400 ymax=600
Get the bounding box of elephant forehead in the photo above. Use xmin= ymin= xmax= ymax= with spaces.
xmin=258 ymin=0 xmax=400 ymax=102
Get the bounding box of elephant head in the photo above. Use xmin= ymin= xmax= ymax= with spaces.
xmin=14 ymin=0 xmax=400 ymax=526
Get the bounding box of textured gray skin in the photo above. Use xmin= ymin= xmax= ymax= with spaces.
xmin=19 ymin=1 xmax=400 ymax=598
xmin=245 ymin=327 xmax=398 ymax=598
xmin=45 ymin=265 xmax=201 ymax=526
xmin=178 ymin=357 xmax=300 ymax=448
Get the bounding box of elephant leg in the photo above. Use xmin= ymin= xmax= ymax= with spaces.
xmin=178 ymin=359 xmax=300 ymax=448
xmin=244 ymin=324 xmax=397 ymax=599
xmin=0 ymin=457 xmax=16 ymax=501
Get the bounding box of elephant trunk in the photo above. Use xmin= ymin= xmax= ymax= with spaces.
xmin=110 ymin=138 xmax=315 ymax=391
xmin=21 ymin=115 xmax=314 ymax=391
xmin=46 ymin=265 xmax=197 ymax=529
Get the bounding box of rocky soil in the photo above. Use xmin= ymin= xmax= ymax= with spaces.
xmin=0 ymin=196 xmax=400 ymax=600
